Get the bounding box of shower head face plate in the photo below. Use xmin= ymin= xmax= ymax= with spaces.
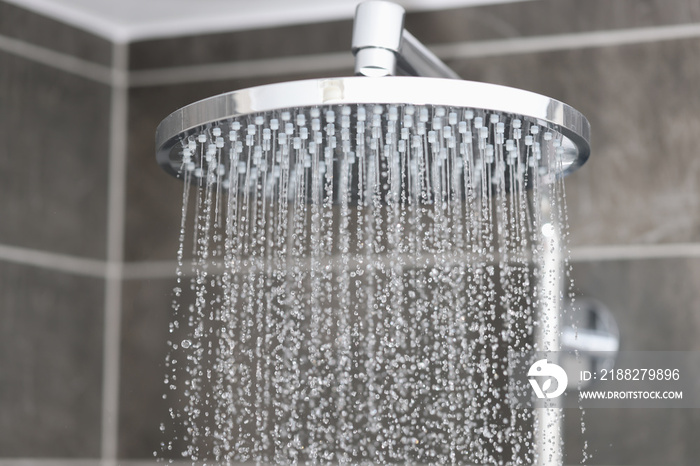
xmin=156 ymin=76 xmax=590 ymax=199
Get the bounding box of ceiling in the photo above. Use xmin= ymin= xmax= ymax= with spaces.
xmin=4 ymin=0 xmax=528 ymax=43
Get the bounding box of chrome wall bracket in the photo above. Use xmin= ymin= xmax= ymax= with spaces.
xmin=351 ymin=0 xmax=461 ymax=79
xmin=560 ymin=297 xmax=620 ymax=391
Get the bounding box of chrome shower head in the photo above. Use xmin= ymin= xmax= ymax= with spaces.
xmin=155 ymin=1 xmax=590 ymax=199
xmin=156 ymin=77 xmax=589 ymax=193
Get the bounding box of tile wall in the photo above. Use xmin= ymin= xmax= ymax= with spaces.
xmin=2 ymin=0 xmax=700 ymax=464
xmin=0 ymin=1 xmax=112 ymax=461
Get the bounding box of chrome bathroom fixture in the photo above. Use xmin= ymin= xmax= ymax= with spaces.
xmin=351 ymin=0 xmax=461 ymax=78
xmin=155 ymin=1 xmax=590 ymax=184
xmin=560 ymin=297 xmax=620 ymax=390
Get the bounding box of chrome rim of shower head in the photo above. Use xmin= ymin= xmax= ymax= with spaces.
xmin=156 ymin=76 xmax=591 ymax=181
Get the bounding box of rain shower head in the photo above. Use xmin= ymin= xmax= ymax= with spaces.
xmin=156 ymin=1 xmax=590 ymax=196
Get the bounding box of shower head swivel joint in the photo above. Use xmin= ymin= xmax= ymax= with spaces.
xmin=352 ymin=1 xmax=461 ymax=79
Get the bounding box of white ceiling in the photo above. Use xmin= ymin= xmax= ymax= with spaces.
xmin=4 ymin=0 xmax=528 ymax=43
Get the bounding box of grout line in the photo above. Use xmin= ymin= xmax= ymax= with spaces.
xmin=121 ymin=243 xmax=700 ymax=278
xmin=0 ymin=459 xmax=203 ymax=466
xmin=0 ymin=244 xmax=106 ymax=277
xmin=1 ymin=242 xmax=700 ymax=281
xmin=0 ymin=461 xmax=589 ymax=466
xmin=569 ymin=243 xmax=700 ymax=262
xmin=128 ymin=51 xmax=352 ymax=87
xmin=101 ymin=242 xmax=700 ymax=280
xmin=432 ymin=22 xmax=700 ymax=59
xmin=100 ymin=42 xmax=129 ymax=464
xmin=0 ymin=461 xmax=232 ymax=466
xmin=121 ymin=260 xmax=180 ymax=279
xmin=0 ymin=461 xmax=105 ymax=466
xmin=0 ymin=33 xmax=119 ymax=85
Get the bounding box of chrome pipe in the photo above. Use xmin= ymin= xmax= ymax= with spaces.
xmin=351 ymin=1 xmax=405 ymax=77
xmin=351 ymin=0 xmax=460 ymax=79
xmin=398 ymin=30 xmax=461 ymax=79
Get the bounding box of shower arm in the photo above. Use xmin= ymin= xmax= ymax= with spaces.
xmin=351 ymin=1 xmax=461 ymax=80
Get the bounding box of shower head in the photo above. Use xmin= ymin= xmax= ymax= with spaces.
xmin=155 ymin=1 xmax=590 ymax=198
xmin=156 ymin=77 xmax=589 ymax=182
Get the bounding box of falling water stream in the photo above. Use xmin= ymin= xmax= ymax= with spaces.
xmin=160 ymin=104 xmax=572 ymax=464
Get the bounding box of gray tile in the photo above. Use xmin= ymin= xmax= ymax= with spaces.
xmin=570 ymin=258 xmax=700 ymax=351
xmin=119 ymin=276 xmax=213 ymax=460
xmin=0 ymin=0 xmax=112 ymax=66
xmin=129 ymin=20 xmax=353 ymax=70
xmin=452 ymin=37 xmax=700 ymax=246
xmin=687 ymin=408 xmax=700 ymax=463
xmin=0 ymin=261 xmax=104 ymax=457
xmin=562 ymin=257 xmax=700 ymax=464
xmin=564 ymin=407 xmax=688 ymax=465
xmin=0 ymin=51 xmax=111 ymax=258
xmin=118 ymin=277 xmax=173 ymax=459
xmin=125 ymin=69 xmax=351 ymax=262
